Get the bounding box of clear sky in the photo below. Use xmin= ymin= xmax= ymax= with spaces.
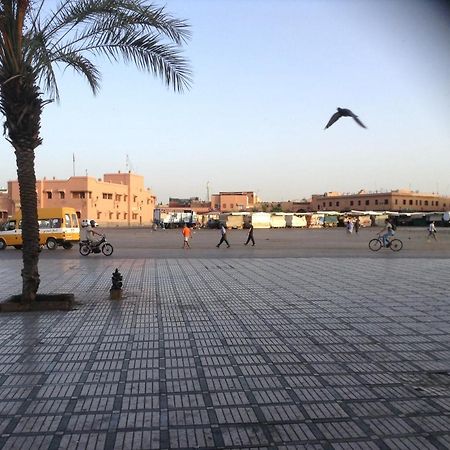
xmin=1 ymin=0 xmax=449 ymax=203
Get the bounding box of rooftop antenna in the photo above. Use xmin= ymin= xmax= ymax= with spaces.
xmin=126 ymin=154 xmax=134 ymax=173
xmin=72 ymin=153 xmax=75 ymax=176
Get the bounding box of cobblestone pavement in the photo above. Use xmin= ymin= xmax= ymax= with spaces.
xmin=0 ymin=257 xmax=449 ymax=449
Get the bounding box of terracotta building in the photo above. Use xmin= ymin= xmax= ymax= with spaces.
xmin=0 ymin=189 xmax=11 ymax=220
xmin=311 ymin=189 xmax=450 ymax=213
xmin=211 ymin=191 xmax=259 ymax=212
xmin=6 ymin=172 xmax=156 ymax=226
xmin=168 ymin=197 xmax=211 ymax=212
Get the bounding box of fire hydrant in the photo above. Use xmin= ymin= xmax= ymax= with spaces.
xmin=110 ymin=268 xmax=123 ymax=300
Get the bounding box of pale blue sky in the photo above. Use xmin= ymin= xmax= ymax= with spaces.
xmin=1 ymin=0 xmax=449 ymax=203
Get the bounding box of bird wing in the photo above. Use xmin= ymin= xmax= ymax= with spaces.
xmin=324 ymin=111 xmax=342 ymax=129
xmin=352 ymin=115 xmax=367 ymax=128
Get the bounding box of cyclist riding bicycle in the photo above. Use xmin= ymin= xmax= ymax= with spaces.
xmin=378 ymin=219 xmax=395 ymax=247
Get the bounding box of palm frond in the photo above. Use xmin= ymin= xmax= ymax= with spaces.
xmin=36 ymin=0 xmax=190 ymax=51
xmin=23 ymin=0 xmax=192 ymax=95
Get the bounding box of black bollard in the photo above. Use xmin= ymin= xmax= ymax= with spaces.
xmin=110 ymin=268 xmax=123 ymax=299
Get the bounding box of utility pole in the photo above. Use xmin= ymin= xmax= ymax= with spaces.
xmin=72 ymin=153 xmax=75 ymax=176
xmin=206 ymin=181 xmax=210 ymax=202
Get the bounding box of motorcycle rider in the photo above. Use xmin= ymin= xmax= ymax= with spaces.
xmin=83 ymin=220 xmax=103 ymax=247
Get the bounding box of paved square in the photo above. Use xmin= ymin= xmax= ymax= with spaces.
xmin=0 ymin=256 xmax=449 ymax=449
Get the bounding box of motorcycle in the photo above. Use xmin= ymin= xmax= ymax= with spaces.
xmin=79 ymin=235 xmax=114 ymax=256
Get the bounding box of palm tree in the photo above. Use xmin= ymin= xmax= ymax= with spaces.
xmin=0 ymin=0 xmax=191 ymax=304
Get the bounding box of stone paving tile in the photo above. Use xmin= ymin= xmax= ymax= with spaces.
xmin=0 ymin=257 xmax=449 ymax=449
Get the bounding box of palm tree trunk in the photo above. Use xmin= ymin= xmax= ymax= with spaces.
xmin=15 ymin=147 xmax=40 ymax=302
xmin=2 ymin=73 xmax=43 ymax=304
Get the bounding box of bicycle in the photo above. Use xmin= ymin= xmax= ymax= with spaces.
xmin=368 ymin=235 xmax=403 ymax=252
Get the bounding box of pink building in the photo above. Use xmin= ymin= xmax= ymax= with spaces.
xmin=0 ymin=190 xmax=11 ymax=220
xmin=210 ymin=191 xmax=259 ymax=212
xmin=310 ymin=189 xmax=450 ymax=213
xmin=6 ymin=172 xmax=156 ymax=226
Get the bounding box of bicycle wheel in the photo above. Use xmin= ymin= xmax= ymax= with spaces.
xmin=390 ymin=239 xmax=403 ymax=252
xmin=369 ymin=238 xmax=382 ymax=251
xmin=79 ymin=244 xmax=91 ymax=256
xmin=102 ymin=243 xmax=114 ymax=256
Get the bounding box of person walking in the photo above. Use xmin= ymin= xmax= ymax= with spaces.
xmin=354 ymin=217 xmax=361 ymax=234
xmin=182 ymin=224 xmax=191 ymax=249
xmin=346 ymin=219 xmax=354 ymax=234
xmin=216 ymin=224 xmax=230 ymax=248
xmin=427 ymin=221 xmax=437 ymax=241
xmin=244 ymin=224 xmax=255 ymax=246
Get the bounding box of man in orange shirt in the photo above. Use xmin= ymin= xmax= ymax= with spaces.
xmin=182 ymin=224 xmax=192 ymax=249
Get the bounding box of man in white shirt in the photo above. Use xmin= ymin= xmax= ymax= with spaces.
xmin=216 ymin=224 xmax=230 ymax=248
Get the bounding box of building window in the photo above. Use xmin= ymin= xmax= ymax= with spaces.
xmin=375 ymin=199 xmax=378 ymax=205
xmin=133 ymin=196 xmax=138 ymax=203
xmin=329 ymin=202 xmax=332 ymax=207
xmin=424 ymin=200 xmax=428 ymax=206
xmin=358 ymin=200 xmax=361 ymax=206
xmin=109 ymin=212 xmax=113 ymax=219
xmin=46 ymin=191 xmax=52 ymax=199
xmin=384 ymin=199 xmax=388 ymax=205
xmin=419 ymin=200 xmax=422 ymax=205
xmin=409 ymin=200 xmax=413 ymax=205
xmin=116 ymin=212 xmax=120 ymax=219
xmin=415 ymin=200 xmax=418 ymax=205
xmin=350 ymin=200 xmax=354 ymax=206
xmin=230 ymin=203 xmax=234 ymax=208
xmin=72 ymin=191 xmax=86 ymax=199
xmin=403 ymin=200 xmax=406 ymax=205
xmin=59 ymin=191 xmax=65 ymax=199
xmin=124 ymin=195 xmax=128 ymax=201
xmin=102 ymin=193 xmax=113 ymax=200
xmin=323 ymin=202 xmax=326 ymax=207
xmin=222 ymin=203 xmax=226 ymax=209
xmin=436 ymin=201 xmax=439 ymax=206
xmin=97 ymin=212 xmax=101 ymax=220
xmin=365 ymin=200 xmax=369 ymax=206
xmin=336 ymin=201 xmax=340 ymax=207
xmin=395 ymin=199 xmax=398 ymax=205
xmin=115 ymin=194 xmax=121 ymax=201
xmin=132 ymin=213 xmax=138 ymax=220
xmin=431 ymin=201 xmax=434 ymax=206
xmin=124 ymin=213 xmax=128 ymax=220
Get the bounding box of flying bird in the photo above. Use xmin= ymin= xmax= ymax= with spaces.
xmin=324 ymin=107 xmax=367 ymax=129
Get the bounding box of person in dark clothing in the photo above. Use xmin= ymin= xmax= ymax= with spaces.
xmin=216 ymin=224 xmax=230 ymax=248
xmin=354 ymin=217 xmax=361 ymax=233
xmin=244 ymin=224 xmax=255 ymax=246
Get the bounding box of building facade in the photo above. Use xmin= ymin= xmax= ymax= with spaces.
xmin=6 ymin=172 xmax=156 ymax=226
xmin=211 ymin=191 xmax=259 ymax=212
xmin=168 ymin=197 xmax=211 ymax=211
xmin=0 ymin=189 xmax=11 ymax=220
xmin=311 ymin=189 xmax=450 ymax=213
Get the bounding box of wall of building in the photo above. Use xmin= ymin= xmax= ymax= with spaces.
xmin=311 ymin=189 xmax=450 ymax=212
xmin=211 ymin=192 xmax=258 ymax=212
xmin=6 ymin=172 xmax=156 ymax=226
xmin=0 ymin=191 xmax=11 ymax=220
